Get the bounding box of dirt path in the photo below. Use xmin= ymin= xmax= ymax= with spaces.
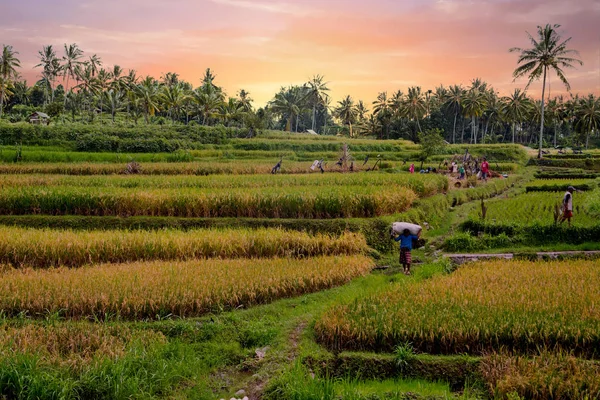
xmin=244 ymin=320 xmax=308 ymax=400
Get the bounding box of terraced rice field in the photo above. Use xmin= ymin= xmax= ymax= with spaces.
xmin=0 ymin=255 xmax=374 ymax=319
xmin=472 ymin=191 xmax=600 ymax=226
xmin=316 ymin=259 xmax=600 ymax=356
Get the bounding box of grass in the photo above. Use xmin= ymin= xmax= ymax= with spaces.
xmin=470 ymin=191 xmax=599 ymax=227
xmin=263 ymin=362 xmax=469 ymax=400
xmin=315 ymin=259 xmax=600 ymax=356
xmin=0 ymin=227 xmax=368 ymax=268
xmin=0 ymin=255 xmax=374 ymax=319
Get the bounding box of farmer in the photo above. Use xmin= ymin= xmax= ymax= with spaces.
xmin=559 ymin=186 xmax=576 ymax=227
xmin=409 ymin=163 xmax=415 ymax=174
xmin=459 ymin=164 xmax=465 ymax=180
xmin=394 ymin=228 xmax=421 ymax=276
xmin=480 ymin=157 xmax=490 ymax=182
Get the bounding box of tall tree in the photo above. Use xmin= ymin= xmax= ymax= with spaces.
xmin=86 ymin=54 xmax=102 ymax=77
xmin=333 ymin=95 xmax=358 ymax=137
xmin=0 ymin=45 xmax=21 ymax=118
xmin=403 ymin=86 xmax=427 ymax=134
xmin=575 ymin=95 xmax=600 ymax=149
xmin=501 ymin=89 xmax=533 ymax=143
xmin=461 ymin=87 xmax=487 ymax=144
xmin=237 ymin=89 xmax=253 ymax=113
xmin=305 ymin=75 xmax=330 ymax=133
xmin=136 ymin=76 xmax=160 ymax=124
xmin=268 ymin=86 xmax=302 ymax=132
xmin=510 ymin=24 xmax=583 ymax=158
xmin=443 ymin=85 xmax=464 ymax=143
xmin=61 ymin=44 xmax=84 ymax=120
xmin=372 ymin=92 xmax=391 ymax=139
xmin=35 ymin=45 xmax=60 ymax=104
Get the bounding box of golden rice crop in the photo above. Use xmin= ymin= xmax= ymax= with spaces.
xmin=0 ymin=185 xmax=417 ymax=218
xmin=0 ymin=173 xmax=448 ymax=197
xmin=315 ymin=260 xmax=600 ymax=356
xmin=0 ymin=323 xmax=165 ymax=368
xmin=0 ymin=227 xmax=368 ymax=268
xmin=0 ymin=161 xmax=323 ymax=176
xmin=481 ymin=351 xmax=600 ymax=399
xmin=0 ymin=256 xmax=374 ymax=320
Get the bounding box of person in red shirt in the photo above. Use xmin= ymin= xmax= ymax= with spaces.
xmin=481 ymin=157 xmax=490 ymax=182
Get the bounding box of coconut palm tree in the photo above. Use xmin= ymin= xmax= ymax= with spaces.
xmin=161 ymin=83 xmax=189 ymax=123
xmin=136 ymin=76 xmax=160 ymax=124
xmin=461 ymin=88 xmax=487 ymax=144
xmin=193 ymin=86 xmax=225 ymax=125
xmin=237 ymin=89 xmax=253 ymax=113
xmin=103 ymin=90 xmax=125 ymax=123
xmin=575 ymin=95 xmax=600 ymax=149
xmin=333 ymin=95 xmax=358 ymax=138
xmin=35 ymin=45 xmax=60 ymax=104
xmin=500 ymin=89 xmax=533 ymax=143
xmin=86 ymin=54 xmax=102 ymax=77
xmin=0 ymin=45 xmax=21 ymax=118
xmin=403 ymin=86 xmax=427 ymax=134
xmin=305 ymin=75 xmax=330 ymax=133
xmin=218 ymin=97 xmax=244 ymax=127
xmin=372 ymin=92 xmax=391 ymax=140
xmin=95 ymin=68 xmax=113 ymax=122
xmin=510 ymin=24 xmax=583 ymax=158
xmin=62 ymin=43 xmax=84 ymax=120
xmin=269 ymin=87 xmax=302 ymax=132
xmin=356 ymin=100 xmax=369 ymax=122
xmin=443 ymin=85 xmax=465 ymax=143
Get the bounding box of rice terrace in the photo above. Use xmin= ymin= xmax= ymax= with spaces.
xmin=1 ymin=2 xmax=600 ymax=399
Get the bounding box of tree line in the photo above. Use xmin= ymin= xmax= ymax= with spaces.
xmin=0 ymin=24 xmax=598 ymax=149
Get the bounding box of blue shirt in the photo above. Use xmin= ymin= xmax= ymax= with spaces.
xmin=395 ymin=234 xmax=418 ymax=250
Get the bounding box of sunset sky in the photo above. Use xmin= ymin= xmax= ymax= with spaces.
xmin=2 ymin=0 xmax=599 ymax=106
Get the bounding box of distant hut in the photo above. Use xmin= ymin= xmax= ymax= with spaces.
xmin=29 ymin=111 xmax=50 ymax=125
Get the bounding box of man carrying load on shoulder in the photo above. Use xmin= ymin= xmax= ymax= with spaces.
xmin=394 ymin=229 xmax=421 ymax=276
xmin=559 ymin=186 xmax=576 ymax=227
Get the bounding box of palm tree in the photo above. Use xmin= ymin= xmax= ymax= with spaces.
xmin=510 ymin=24 xmax=583 ymax=158
xmin=372 ymin=92 xmax=391 ymax=139
xmin=269 ymin=87 xmax=301 ymax=132
xmin=403 ymin=86 xmax=427 ymax=134
xmin=161 ymin=72 xmax=179 ymax=88
xmin=35 ymin=45 xmax=60 ymax=104
xmin=0 ymin=45 xmax=21 ymax=118
xmin=11 ymin=80 xmax=29 ymax=106
xmin=95 ymin=68 xmax=112 ymax=122
xmin=237 ymin=89 xmax=253 ymax=113
xmin=136 ymin=76 xmax=160 ymax=124
xmin=103 ymin=90 xmax=125 ymax=123
xmin=193 ymin=86 xmax=225 ymax=125
xmin=461 ymin=88 xmax=487 ymax=144
xmin=160 ymin=83 xmax=188 ymax=123
xmin=333 ymin=95 xmax=358 ymax=137
xmin=75 ymin=64 xmax=99 ymax=121
xmin=575 ymin=95 xmax=600 ymax=149
xmin=86 ymin=54 xmax=102 ymax=77
xmin=305 ymin=75 xmax=330 ymax=132
xmin=501 ymin=89 xmax=532 ymax=143
xmin=62 ymin=43 xmax=84 ymax=120
xmin=443 ymin=85 xmax=465 ymax=143
xmin=218 ymin=97 xmax=243 ymax=127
